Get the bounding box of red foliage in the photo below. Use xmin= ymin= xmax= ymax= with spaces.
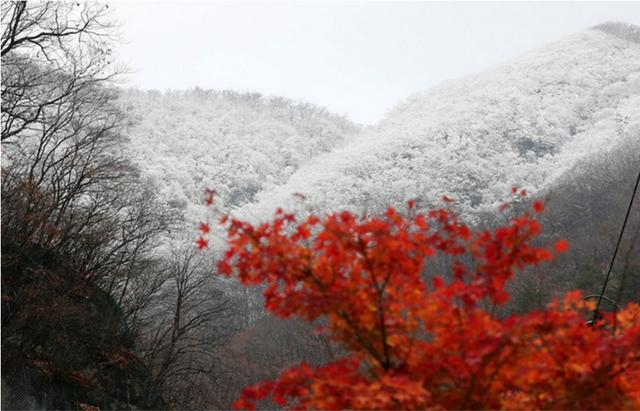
xmin=554 ymin=239 xmax=570 ymax=253
xmin=533 ymin=200 xmax=545 ymax=213
xmin=195 ymin=236 xmax=208 ymax=250
xmin=199 ymin=222 xmax=211 ymax=234
xmin=204 ymin=198 xmax=640 ymax=410
xmin=204 ymin=188 xmax=217 ymax=206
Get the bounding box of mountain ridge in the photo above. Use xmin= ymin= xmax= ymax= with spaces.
xmin=233 ymin=23 xmax=640 ymax=222
xmin=593 ymin=21 xmax=640 ymax=43
xmin=122 ymin=23 xmax=640 ymax=230
xmin=120 ymin=88 xmax=360 ymax=226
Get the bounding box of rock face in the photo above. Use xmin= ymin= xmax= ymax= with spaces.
xmin=1 ymin=241 xmax=164 ymax=410
xmin=234 ymin=22 xmax=640 ymax=221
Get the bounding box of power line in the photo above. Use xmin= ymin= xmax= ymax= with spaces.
xmin=591 ymin=167 xmax=640 ymax=323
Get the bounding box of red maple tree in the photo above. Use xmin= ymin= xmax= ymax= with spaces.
xmin=201 ymin=192 xmax=640 ymax=410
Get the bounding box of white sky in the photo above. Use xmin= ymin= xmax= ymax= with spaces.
xmin=112 ymin=1 xmax=640 ymax=124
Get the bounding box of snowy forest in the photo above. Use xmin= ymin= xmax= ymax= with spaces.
xmin=2 ymin=2 xmax=640 ymax=410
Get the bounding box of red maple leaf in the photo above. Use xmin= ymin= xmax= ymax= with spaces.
xmin=554 ymin=239 xmax=569 ymax=253
xmin=533 ymin=200 xmax=545 ymax=213
xmin=196 ymin=236 xmax=208 ymax=250
xmin=199 ymin=222 xmax=211 ymax=234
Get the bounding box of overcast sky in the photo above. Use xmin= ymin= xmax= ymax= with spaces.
xmin=113 ymin=1 xmax=640 ymax=124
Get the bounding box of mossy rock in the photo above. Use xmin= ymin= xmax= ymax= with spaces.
xmin=1 ymin=240 xmax=164 ymax=410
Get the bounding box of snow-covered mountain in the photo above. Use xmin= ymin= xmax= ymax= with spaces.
xmin=237 ymin=22 xmax=640 ymax=221
xmin=123 ymin=22 xmax=640 ymax=227
xmin=120 ymin=89 xmax=360 ymax=223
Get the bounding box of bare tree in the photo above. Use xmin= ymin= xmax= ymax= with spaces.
xmin=1 ymin=1 xmax=118 ymax=141
xmin=1 ymin=1 xmax=126 ymax=255
xmin=0 ymin=5 xmax=253 ymax=410
xmin=0 ymin=2 xmax=176 ymax=292
xmin=137 ymin=245 xmax=232 ymax=409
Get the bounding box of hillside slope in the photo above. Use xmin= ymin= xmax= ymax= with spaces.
xmin=1 ymin=241 xmax=163 ymax=410
xmin=238 ymin=23 xmax=640 ymax=221
xmin=120 ymin=89 xmax=360 ymax=224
